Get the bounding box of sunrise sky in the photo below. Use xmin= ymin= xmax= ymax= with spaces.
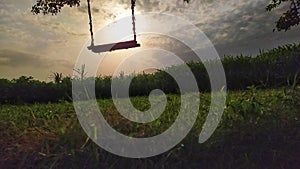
xmin=0 ymin=0 xmax=299 ymax=80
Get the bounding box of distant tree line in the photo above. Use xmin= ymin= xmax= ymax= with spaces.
xmin=0 ymin=76 xmax=72 ymax=104
xmin=0 ymin=43 xmax=299 ymax=104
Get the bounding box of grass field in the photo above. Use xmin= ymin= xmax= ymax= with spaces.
xmin=1 ymin=87 xmax=300 ymax=169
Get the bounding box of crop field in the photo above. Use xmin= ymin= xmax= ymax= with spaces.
xmin=1 ymin=87 xmax=299 ymax=169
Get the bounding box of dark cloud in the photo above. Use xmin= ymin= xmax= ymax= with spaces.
xmin=0 ymin=49 xmax=49 ymax=67
xmin=0 ymin=49 xmax=74 ymax=80
xmin=77 ymin=4 xmax=100 ymax=13
xmin=137 ymin=34 xmax=200 ymax=63
xmin=190 ymin=0 xmax=300 ymax=56
xmin=0 ymin=49 xmax=73 ymax=69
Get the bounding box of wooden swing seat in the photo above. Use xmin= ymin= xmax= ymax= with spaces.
xmin=88 ymin=40 xmax=141 ymax=53
xmin=86 ymin=0 xmax=140 ymax=53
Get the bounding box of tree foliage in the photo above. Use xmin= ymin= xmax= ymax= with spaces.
xmin=266 ymin=0 xmax=300 ymax=31
xmin=31 ymin=0 xmax=80 ymax=15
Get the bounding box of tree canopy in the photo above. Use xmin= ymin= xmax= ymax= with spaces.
xmin=31 ymin=0 xmax=299 ymax=31
xmin=266 ymin=0 xmax=300 ymax=31
xmin=31 ymin=0 xmax=80 ymax=15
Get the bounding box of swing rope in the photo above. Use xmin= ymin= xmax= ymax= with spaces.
xmin=87 ymin=0 xmax=137 ymax=47
xmin=87 ymin=0 xmax=94 ymax=46
xmin=131 ymin=0 xmax=136 ymax=41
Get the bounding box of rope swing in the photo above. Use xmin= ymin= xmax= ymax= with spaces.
xmin=87 ymin=0 xmax=140 ymax=53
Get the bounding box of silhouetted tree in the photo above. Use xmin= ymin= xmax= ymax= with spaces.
xmin=50 ymin=72 xmax=63 ymax=84
xmin=266 ymin=0 xmax=300 ymax=31
xmin=31 ymin=0 xmax=80 ymax=15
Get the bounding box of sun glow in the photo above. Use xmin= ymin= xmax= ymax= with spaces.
xmin=106 ymin=2 xmax=142 ymax=21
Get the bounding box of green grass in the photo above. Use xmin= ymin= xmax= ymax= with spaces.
xmin=0 ymin=87 xmax=300 ymax=169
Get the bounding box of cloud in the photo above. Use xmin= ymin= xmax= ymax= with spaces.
xmin=0 ymin=49 xmax=46 ymax=67
xmin=0 ymin=49 xmax=75 ymax=79
xmin=176 ymin=0 xmax=300 ymax=56
xmin=0 ymin=49 xmax=72 ymax=68
xmin=77 ymin=4 xmax=100 ymax=13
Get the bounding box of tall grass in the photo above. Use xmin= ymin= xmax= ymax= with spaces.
xmin=0 ymin=88 xmax=299 ymax=168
